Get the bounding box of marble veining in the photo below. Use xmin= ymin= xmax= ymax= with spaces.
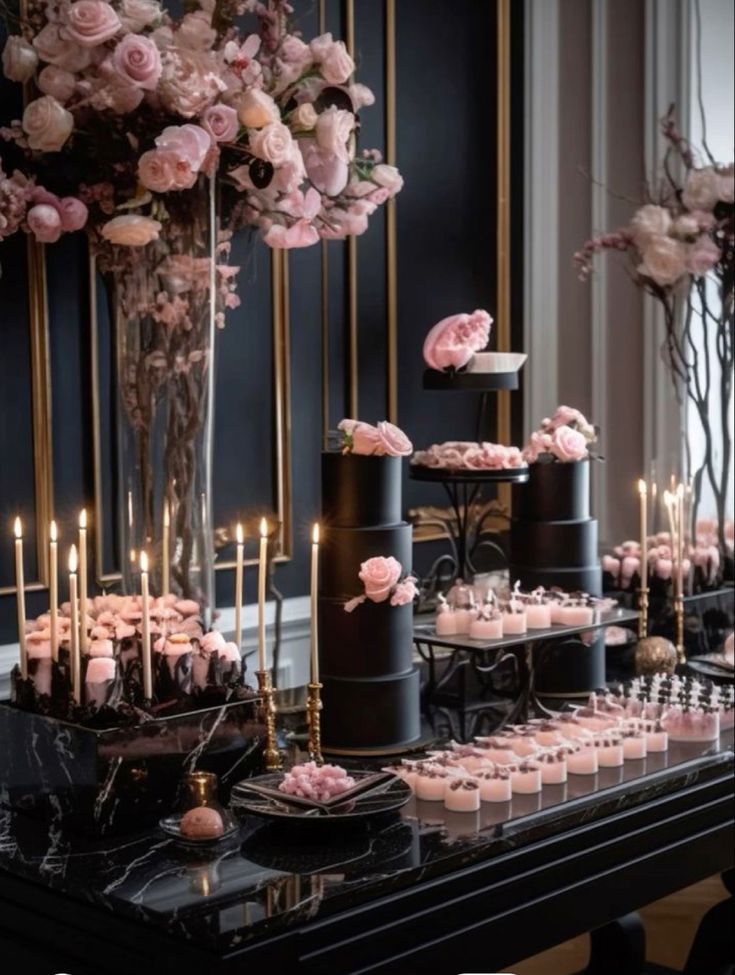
xmin=0 ymin=735 xmax=731 ymax=953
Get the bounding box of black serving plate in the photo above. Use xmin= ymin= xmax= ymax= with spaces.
xmin=230 ymin=772 xmax=411 ymax=825
xmin=159 ymin=810 xmax=241 ymax=847
xmin=409 ymin=465 xmax=529 ymax=485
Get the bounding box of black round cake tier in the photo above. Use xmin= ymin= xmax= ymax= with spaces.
xmin=511 ymin=518 xmax=598 ymax=568
xmin=319 ymin=601 xmax=414 ymax=679
xmin=322 ymin=452 xmax=402 ymax=527
xmin=410 ymin=465 xmax=529 ymax=485
xmin=423 ymin=368 xmax=519 ymax=391
xmin=321 ymin=669 xmax=422 ymax=752
xmin=512 ymin=458 xmax=590 ymax=521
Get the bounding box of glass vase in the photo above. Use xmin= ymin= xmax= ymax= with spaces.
xmin=111 ymin=177 xmax=216 ymax=619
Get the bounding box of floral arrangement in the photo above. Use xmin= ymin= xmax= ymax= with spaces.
xmin=522 ymin=405 xmax=598 ymax=464
xmin=411 ymin=440 xmax=525 ymax=471
xmin=422 ymin=309 xmax=493 ymax=371
xmin=0 ymin=0 xmax=402 ymax=272
xmin=574 ymin=109 xmax=733 ymax=555
xmin=337 ymin=418 xmax=413 ymax=457
xmin=344 ymin=556 xmax=418 ymax=613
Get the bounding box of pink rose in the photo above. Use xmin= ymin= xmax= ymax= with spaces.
xmin=310 ymin=34 xmax=354 ymax=84
xmin=620 ymin=555 xmax=640 ymax=581
xmin=159 ymin=48 xmax=222 ymax=118
xmin=550 ymin=425 xmax=588 ymax=462
xmin=138 ymin=149 xmax=178 ymax=192
xmin=376 ymin=421 xmax=413 ymax=457
xmin=673 ymin=214 xmax=699 ymax=238
xmin=22 ymin=95 xmax=73 ymax=152
xmin=655 ymin=558 xmax=673 ymax=580
xmin=2 ymin=35 xmax=38 ymax=83
xmin=390 ymin=577 xmax=418 ymax=607
xmin=291 ymin=102 xmax=318 ymax=131
xmin=151 ymin=124 xmax=212 ymax=186
xmin=238 ymin=89 xmax=280 ymax=128
xmin=37 ymin=65 xmax=76 ymax=103
xmin=682 ymin=166 xmax=720 ymax=212
xmin=27 ymin=204 xmax=62 ymax=243
xmin=63 ymin=1 xmax=121 ymax=47
xmin=111 ymin=34 xmax=162 ymax=90
xmin=315 ymin=106 xmax=354 ymax=163
xmin=602 ymin=555 xmax=621 ymax=578
xmin=423 ymin=309 xmax=492 ymax=371
xmin=32 ymin=24 xmax=92 ymax=73
xmin=200 ymin=630 xmax=226 ymax=653
xmin=717 ymin=165 xmax=734 ymax=203
xmin=629 ymin=204 xmax=671 ymax=247
xmin=639 ymin=236 xmax=687 ymax=288
xmin=338 ymin=418 xmax=382 ymax=455
xmin=176 ymin=11 xmax=217 ymax=52
xmin=262 ymin=221 xmax=319 ymax=249
xmin=58 ymin=196 xmax=88 ymax=231
xmin=687 ymin=235 xmax=721 ymax=276
xmin=120 ymin=0 xmax=161 ymax=32
xmin=249 ymin=121 xmax=294 ymax=166
xmin=522 ymin=430 xmax=553 ymax=463
xmin=359 ymin=556 xmax=402 ymax=603
xmin=201 ymin=104 xmax=238 ymax=142
xmin=372 ymin=163 xmax=403 ymax=196
xmin=281 ymin=34 xmax=312 ymax=65
xmin=301 ymin=140 xmax=348 ymax=197
xmin=100 ymin=214 xmax=162 ymax=246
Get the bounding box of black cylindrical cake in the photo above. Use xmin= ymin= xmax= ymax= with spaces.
xmin=319 ymin=452 xmax=421 ymax=752
xmin=510 ymin=459 xmax=604 ymax=695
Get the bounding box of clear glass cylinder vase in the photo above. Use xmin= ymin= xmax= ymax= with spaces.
xmin=112 ymin=177 xmax=216 ymax=619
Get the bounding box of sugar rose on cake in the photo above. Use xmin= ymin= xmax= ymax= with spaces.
xmin=344 ymin=556 xmax=419 ymax=613
xmin=422 ymin=309 xmax=493 ymax=371
xmin=337 ymin=418 xmax=413 ymax=456
xmin=522 ymin=405 xmax=600 ymax=463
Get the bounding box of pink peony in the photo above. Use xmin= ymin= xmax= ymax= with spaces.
xmin=63 ymin=1 xmax=122 ymax=47
xmin=201 ymin=104 xmax=239 ymax=143
xmin=639 ymin=236 xmax=687 ymax=288
xmin=176 ymin=11 xmax=217 ymax=52
xmin=359 ymin=556 xmax=402 ymax=603
xmin=238 ymin=89 xmax=280 ymax=128
xmin=391 ymin=577 xmax=419 ymax=607
xmin=37 ymin=65 xmax=76 ymax=103
xmin=111 ymin=34 xmax=162 ymax=90
xmin=27 ymin=204 xmax=62 ymax=243
xmin=315 ymin=106 xmax=354 ymax=163
xmin=550 ymin=425 xmax=588 ymax=462
xmin=682 ymin=166 xmax=720 ymax=212
xmin=58 ymin=197 xmax=88 ymax=231
xmin=629 ymin=204 xmax=671 ymax=247
xmin=376 ymin=421 xmax=413 ymax=457
xmin=100 ymin=214 xmax=162 ymax=246
xmin=249 ymin=121 xmax=294 ymax=167
xmin=2 ymin=35 xmax=38 ymax=83
xmin=159 ymin=48 xmax=223 ymax=118
xmin=423 ymin=309 xmax=492 ymax=371
xmin=22 ymin=96 xmax=74 ymax=152
xmin=687 ymin=235 xmax=721 ymax=276
xmin=155 ymin=124 xmax=211 ymax=170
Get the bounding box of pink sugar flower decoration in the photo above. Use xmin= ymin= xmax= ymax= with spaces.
xmin=423 ymin=309 xmax=493 ymax=371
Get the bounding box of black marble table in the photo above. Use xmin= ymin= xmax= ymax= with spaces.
xmin=0 ymin=734 xmax=733 ymax=975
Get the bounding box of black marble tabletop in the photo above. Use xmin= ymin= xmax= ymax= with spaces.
xmin=0 ymin=734 xmax=732 ymax=954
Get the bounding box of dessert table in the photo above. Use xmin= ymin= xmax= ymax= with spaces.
xmin=0 ymin=733 xmax=732 ymax=975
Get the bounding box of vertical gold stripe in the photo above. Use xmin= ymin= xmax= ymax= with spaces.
xmin=345 ymin=0 xmax=358 ymax=418
xmin=28 ymin=238 xmax=52 ymax=586
xmin=385 ymin=0 xmax=398 ymax=423
xmin=272 ymin=250 xmax=293 ymax=560
xmin=319 ymin=0 xmax=329 ymax=444
xmin=496 ymin=0 xmax=512 ymax=510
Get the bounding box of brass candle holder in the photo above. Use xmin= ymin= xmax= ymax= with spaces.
xmin=306 ymin=680 xmax=324 ymax=765
xmin=674 ymin=594 xmax=686 ymax=665
xmin=256 ymin=669 xmax=282 ymax=771
xmin=637 ymin=586 xmax=649 ymax=640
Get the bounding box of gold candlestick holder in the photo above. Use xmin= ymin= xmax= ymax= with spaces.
xmin=637 ymin=586 xmax=649 ymax=639
xmin=256 ymin=669 xmax=282 ymax=771
xmin=674 ymin=595 xmax=686 ymax=665
xmin=306 ymin=681 xmax=324 ymax=765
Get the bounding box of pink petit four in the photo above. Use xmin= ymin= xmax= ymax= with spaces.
xmin=536 ymin=750 xmax=568 ymax=785
xmin=525 ymin=589 xmax=552 ymax=629
xmin=279 ymin=762 xmax=356 ymax=802
xmin=435 ymin=596 xmax=458 ymax=637
xmin=469 ymin=609 xmax=504 ymax=640
xmin=473 ymin=737 xmax=518 ymax=764
xmin=527 ymin=721 xmax=565 ymax=747
xmin=641 ymin=720 xmax=669 ymax=753
xmin=475 ymin=767 xmax=512 ymax=803
xmin=444 ymin=777 xmax=481 ymax=812
xmin=507 ymin=727 xmax=540 ymax=757
xmin=594 ymin=734 xmax=624 ymax=767
xmin=414 ymin=764 xmax=452 ymax=801
xmin=621 ymin=730 xmax=647 ymax=761
xmin=661 ymin=707 xmax=720 ymax=743
xmin=557 ymin=600 xmax=596 ymax=627
xmin=505 ymin=761 xmax=542 ymax=795
xmin=566 ymin=741 xmax=599 ymax=775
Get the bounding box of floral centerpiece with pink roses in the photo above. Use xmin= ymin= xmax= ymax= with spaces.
xmin=1 ymin=0 xmax=403 ymax=605
xmin=575 ymin=109 xmax=732 ymax=560
xmin=522 ymin=405 xmax=599 ymax=464
xmin=344 ymin=556 xmax=418 ymax=614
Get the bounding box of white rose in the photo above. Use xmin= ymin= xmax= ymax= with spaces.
xmin=682 ymin=166 xmax=720 ymax=212
xmin=290 ymin=102 xmax=318 ymax=131
xmin=2 ymin=35 xmax=38 ymax=83
xmin=672 ymin=213 xmax=699 ymax=239
xmin=120 ymin=0 xmax=161 ymax=32
xmin=22 ymin=95 xmax=74 ymax=152
xmin=238 ymin=89 xmax=279 ymax=129
xmin=249 ymin=121 xmax=294 ymax=166
xmin=372 ymin=163 xmax=403 ymax=195
xmin=101 ymin=215 xmax=162 ymax=246
xmin=630 ymin=204 xmax=671 ymax=247
xmin=639 ymin=236 xmax=687 ymax=288
xmin=315 ymin=106 xmax=354 ymax=163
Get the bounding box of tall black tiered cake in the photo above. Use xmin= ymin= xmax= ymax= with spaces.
xmin=319 ymin=453 xmax=421 ymax=752
xmin=510 ymin=459 xmax=604 ymax=695
xmin=509 ymin=459 xmax=602 ymax=596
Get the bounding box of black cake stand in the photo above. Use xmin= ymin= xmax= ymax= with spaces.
xmin=422 ymin=368 xmax=520 ymax=391
xmin=410 ymin=465 xmax=529 ymax=581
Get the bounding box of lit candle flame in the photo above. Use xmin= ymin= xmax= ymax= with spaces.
xmin=130 ymin=548 xmax=137 ymax=565
xmin=637 ymin=478 xmax=647 ymax=496
xmin=69 ymin=544 xmax=78 ymax=573
xmin=79 ymin=508 xmax=87 ymax=530
xmin=312 ymin=523 xmax=320 ymax=545
xmin=260 ymin=517 xmax=268 ymax=538
xmin=140 ymin=550 xmax=148 ymax=573
xmin=50 ymin=520 xmax=58 ymax=542
xmin=236 ymin=522 xmax=244 ymax=545
xmin=13 ymin=516 xmax=22 ymax=540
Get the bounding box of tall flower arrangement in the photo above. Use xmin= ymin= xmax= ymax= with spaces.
xmin=1 ymin=0 xmax=402 ymax=602
xmin=575 ymin=109 xmax=733 ymax=562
